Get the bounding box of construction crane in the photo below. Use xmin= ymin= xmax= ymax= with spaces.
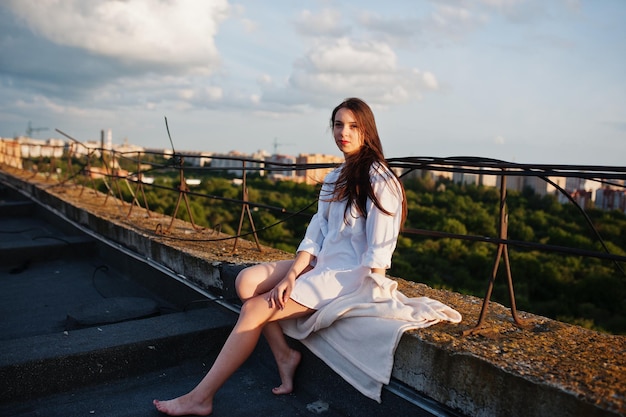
xmin=26 ymin=121 xmax=48 ymax=137
xmin=272 ymin=137 xmax=293 ymax=155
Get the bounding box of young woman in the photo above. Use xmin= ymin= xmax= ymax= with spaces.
xmin=153 ymin=98 xmax=439 ymax=416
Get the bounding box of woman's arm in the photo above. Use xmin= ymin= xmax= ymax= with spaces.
xmin=296 ymin=212 xmax=325 ymax=256
xmin=268 ymin=250 xmax=315 ymax=310
xmin=296 ymin=172 xmax=334 ymax=258
xmin=362 ymin=169 xmax=404 ymax=271
xmin=285 ymin=250 xmax=315 ymax=282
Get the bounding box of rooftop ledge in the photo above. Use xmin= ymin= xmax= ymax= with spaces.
xmin=1 ymin=166 xmax=624 ymax=417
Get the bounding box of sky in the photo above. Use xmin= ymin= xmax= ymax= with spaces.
xmin=0 ymin=0 xmax=625 ymax=166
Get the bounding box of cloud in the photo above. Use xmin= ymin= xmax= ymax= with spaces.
xmin=478 ymin=0 xmax=580 ymax=24
xmin=4 ymin=0 xmax=229 ymax=72
xmin=357 ymin=5 xmax=488 ymax=47
xmin=428 ymin=5 xmax=489 ymax=39
xmin=0 ymin=12 xmax=124 ymax=97
xmin=294 ymin=9 xmax=348 ymax=38
xmin=257 ymin=74 xmax=273 ymax=85
xmin=303 ymin=38 xmax=397 ymax=74
xmin=15 ymin=94 xmax=98 ymax=118
xmin=240 ymin=18 xmax=259 ymax=33
xmin=0 ymin=0 xmax=233 ymax=118
xmin=0 ymin=2 xmax=461 ymax=119
xmin=259 ymin=38 xmax=439 ymax=108
xmin=422 ymin=71 xmax=439 ymax=90
xmin=358 ymin=12 xmax=419 ymax=39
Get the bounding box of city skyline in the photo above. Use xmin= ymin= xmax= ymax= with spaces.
xmin=3 ymin=131 xmax=626 ymax=211
xmin=1 ymin=1 xmax=625 ymax=166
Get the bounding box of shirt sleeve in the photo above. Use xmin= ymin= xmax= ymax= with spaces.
xmin=296 ymin=171 xmax=335 ymax=256
xmin=361 ymin=167 xmax=403 ymax=269
xmin=296 ymin=211 xmax=324 ymax=256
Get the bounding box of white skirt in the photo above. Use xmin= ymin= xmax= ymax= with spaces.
xmin=290 ymin=266 xmax=370 ymax=310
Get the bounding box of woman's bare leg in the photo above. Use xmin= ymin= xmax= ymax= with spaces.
xmin=235 ymin=261 xmax=307 ymax=394
xmin=153 ymin=294 xmax=313 ymax=416
xmin=262 ymin=319 xmax=301 ymax=395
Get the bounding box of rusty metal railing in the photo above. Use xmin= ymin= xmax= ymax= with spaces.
xmin=1 ymin=137 xmax=625 ymax=334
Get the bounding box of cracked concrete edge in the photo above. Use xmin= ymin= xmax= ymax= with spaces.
xmin=393 ymin=335 xmax=614 ymax=417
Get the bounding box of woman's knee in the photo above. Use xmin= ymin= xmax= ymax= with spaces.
xmin=235 ymin=261 xmax=291 ymax=301
xmin=235 ymin=267 xmax=254 ymax=301
xmin=235 ymin=263 xmax=270 ymax=301
xmin=238 ymin=296 xmax=272 ymax=328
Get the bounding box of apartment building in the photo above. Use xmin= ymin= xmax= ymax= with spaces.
xmin=295 ymin=153 xmax=343 ymax=185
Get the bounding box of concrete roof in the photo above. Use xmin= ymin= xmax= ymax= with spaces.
xmin=1 ymin=166 xmax=624 ymax=417
xmin=0 ymin=176 xmax=459 ymax=416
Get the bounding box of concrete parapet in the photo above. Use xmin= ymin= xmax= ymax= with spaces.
xmin=1 ymin=167 xmax=624 ymax=417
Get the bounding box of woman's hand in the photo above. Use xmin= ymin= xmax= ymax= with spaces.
xmin=265 ymin=250 xmax=314 ymax=310
xmin=266 ymin=277 xmax=295 ymax=311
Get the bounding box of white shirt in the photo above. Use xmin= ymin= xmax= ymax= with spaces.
xmin=290 ymin=162 xmax=403 ymax=309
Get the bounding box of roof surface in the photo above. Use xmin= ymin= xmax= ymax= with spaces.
xmin=2 ymin=166 xmax=624 ymax=417
xmin=0 ymin=180 xmax=454 ymax=417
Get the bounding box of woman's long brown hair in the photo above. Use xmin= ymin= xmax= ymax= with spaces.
xmin=328 ymin=97 xmax=407 ymax=225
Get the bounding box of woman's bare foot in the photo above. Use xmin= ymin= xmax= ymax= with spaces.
xmin=272 ymin=349 xmax=301 ymax=395
xmin=153 ymin=393 xmax=213 ymax=416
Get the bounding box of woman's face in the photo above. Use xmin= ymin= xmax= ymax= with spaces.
xmin=333 ymin=108 xmax=364 ymax=156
